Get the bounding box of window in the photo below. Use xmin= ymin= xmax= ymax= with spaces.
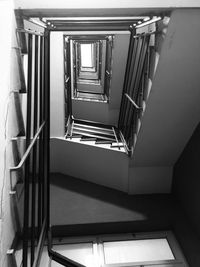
xmin=63 ymin=35 xmax=113 ymax=102
xmin=77 ymin=41 xmax=100 ymax=81
xmin=49 ymin=232 xmax=188 ymax=267
xmin=103 ymin=238 xmax=175 ymax=264
xmin=80 ymin=43 xmax=94 ymax=68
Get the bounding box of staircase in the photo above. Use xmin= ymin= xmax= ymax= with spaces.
xmin=65 ymin=118 xmax=127 ymax=153
xmin=6 ymin=8 xmax=200 ymax=267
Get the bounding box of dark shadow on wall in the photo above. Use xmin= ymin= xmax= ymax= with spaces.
xmin=173 ymin=122 xmax=200 ymax=267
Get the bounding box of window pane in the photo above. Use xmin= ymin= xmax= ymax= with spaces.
xmin=80 ymin=44 xmax=93 ymax=68
xmin=53 ymin=243 xmax=94 ymax=267
xmin=104 ymin=238 xmax=175 ymax=264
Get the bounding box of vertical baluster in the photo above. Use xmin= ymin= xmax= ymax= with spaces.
xmin=41 ymin=36 xmax=45 ymax=223
xmin=38 ymin=35 xmax=44 ymax=237
xmin=31 ymin=34 xmax=39 ymax=266
xmin=23 ymin=33 xmax=32 ymax=267
xmin=66 ymin=38 xmax=72 ymax=118
xmin=44 ymin=30 xmax=50 ymax=231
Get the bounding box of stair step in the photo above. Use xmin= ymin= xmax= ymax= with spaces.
xmin=80 ymin=137 xmax=97 ymax=142
xmin=74 ymin=124 xmax=114 ymax=136
xmin=74 ymin=119 xmax=114 ymax=130
xmin=73 ymin=128 xmax=115 ymax=139
xmin=110 ymin=143 xmax=124 ymax=148
xmin=95 ymin=139 xmax=113 ymax=144
xmin=73 ymin=130 xmax=116 ymax=142
xmin=66 ymin=134 xmax=82 ymax=139
xmin=74 ymin=123 xmax=113 ymax=132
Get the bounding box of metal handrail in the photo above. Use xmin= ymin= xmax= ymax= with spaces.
xmin=125 ymin=93 xmax=143 ymax=110
xmin=133 ymin=30 xmax=158 ymax=38
xmin=135 ymin=16 xmax=162 ymax=29
xmin=10 ymin=121 xmax=45 ymax=172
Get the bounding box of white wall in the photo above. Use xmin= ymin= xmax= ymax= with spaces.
xmin=72 ymin=101 xmax=120 ymax=125
xmin=0 ymin=0 xmax=16 ymax=266
xmin=50 ymin=138 xmax=129 ymax=192
xmin=132 ymin=9 xmax=200 ymax=167
xmin=50 ymin=32 xmax=130 ymax=136
xmin=129 ymin=9 xmax=200 ymax=193
xmin=50 ymin=32 xmax=65 ymax=137
xmin=14 ymin=0 xmax=200 ymax=9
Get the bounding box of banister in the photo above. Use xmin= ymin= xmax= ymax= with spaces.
xmin=125 ymin=93 xmax=143 ymax=110
xmin=135 ymin=16 xmax=162 ymax=29
xmin=10 ymin=121 xmax=45 ymax=172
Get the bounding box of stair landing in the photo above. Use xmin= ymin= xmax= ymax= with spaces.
xmin=50 ymin=173 xmax=177 ymax=237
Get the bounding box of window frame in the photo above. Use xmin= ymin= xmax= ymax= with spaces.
xmin=50 ymin=231 xmax=189 ymax=267
xmin=98 ymin=231 xmax=188 ymax=267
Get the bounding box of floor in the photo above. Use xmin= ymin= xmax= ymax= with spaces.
xmin=50 ymin=173 xmax=177 ymax=237
xmin=14 ymin=173 xmax=186 ymax=266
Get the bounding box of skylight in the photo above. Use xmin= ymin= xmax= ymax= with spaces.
xmin=80 ymin=43 xmax=93 ymax=68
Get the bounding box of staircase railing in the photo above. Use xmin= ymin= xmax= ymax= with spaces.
xmin=118 ymin=31 xmax=152 ymax=156
xmin=9 ymin=28 xmax=49 ymax=267
xmin=12 ymin=13 xmax=89 ymax=266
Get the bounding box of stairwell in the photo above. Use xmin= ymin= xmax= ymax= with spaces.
xmin=50 ymin=16 xmax=167 ymax=193
xmin=4 ymin=6 xmax=200 ymax=267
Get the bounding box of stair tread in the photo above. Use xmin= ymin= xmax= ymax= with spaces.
xmin=74 ymin=124 xmax=114 ymax=135
xmin=74 ymin=119 xmax=114 ymax=130
xmin=73 ymin=130 xmax=116 ymax=141
xmin=95 ymin=140 xmax=113 ymax=144
xmin=80 ymin=137 xmax=97 ymax=141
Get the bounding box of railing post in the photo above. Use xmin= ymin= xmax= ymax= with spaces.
xmin=44 ymin=28 xmax=50 ymax=236
xmin=23 ymin=33 xmax=32 ymax=267
xmin=38 ymin=35 xmax=44 ymax=237
xmin=30 ymin=34 xmax=39 ymax=266
xmin=66 ymin=37 xmax=72 ymax=118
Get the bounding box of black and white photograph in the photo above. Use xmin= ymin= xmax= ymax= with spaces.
xmin=0 ymin=0 xmax=200 ymax=266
